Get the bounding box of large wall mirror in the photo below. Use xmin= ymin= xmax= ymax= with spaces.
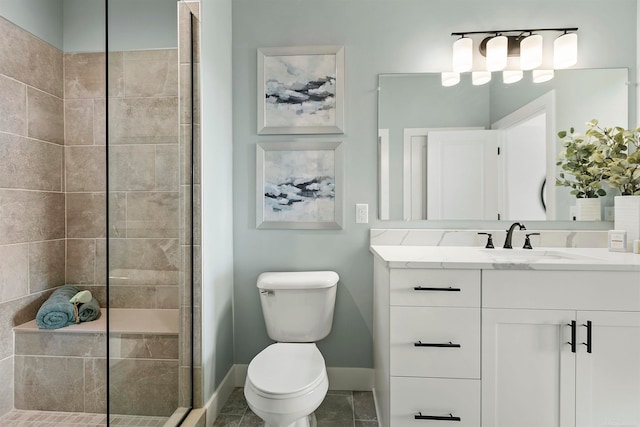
xmin=378 ymin=68 xmax=631 ymax=221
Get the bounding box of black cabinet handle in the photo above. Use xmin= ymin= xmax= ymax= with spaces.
xmin=414 ymin=341 xmax=461 ymax=348
xmin=567 ymin=321 xmax=576 ymax=353
xmin=581 ymin=321 xmax=592 ymax=353
xmin=414 ymin=286 xmax=461 ymax=292
xmin=415 ymin=412 xmax=461 ymax=421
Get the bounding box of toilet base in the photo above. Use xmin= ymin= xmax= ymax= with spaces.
xmin=265 ymin=412 xmax=317 ymax=427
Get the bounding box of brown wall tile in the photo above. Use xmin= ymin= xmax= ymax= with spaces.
xmin=84 ymin=357 xmax=106 ymax=414
xmin=28 ymin=239 xmax=65 ymax=293
xmin=64 ymin=99 xmax=94 ymax=145
xmin=108 ymin=238 xmax=179 ymax=286
xmin=0 ymin=293 xmax=47 ymax=360
xmin=123 ymin=49 xmax=178 ymax=97
xmin=65 ymin=146 xmax=106 ymax=192
xmin=0 ymin=356 xmax=13 ymax=416
xmin=108 ymin=145 xmax=156 ymax=191
xmin=0 ymin=190 xmax=64 ymax=245
xmin=66 ymin=239 xmax=96 ymax=285
xmin=114 ymin=334 xmax=179 ymax=359
xmin=109 ymin=358 xmax=178 ymax=416
xmin=66 ymin=193 xmax=106 ymax=238
xmin=155 ymin=144 xmax=180 ymax=191
xmin=94 ymin=99 xmax=106 ymax=145
xmin=126 ymin=192 xmax=179 ymax=238
xmin=0 ymin=133 xmax=63 ymax=191
xmin=15 ymin=331 xmax=105 ymax=357
xmin=0 ymin=17 xmax=63 ymax=98
xmin=0 ymin=74 xmax=26 ymax=136
xmin=14 ymin=355 xmax=85 ymax=411
xmin=27 ymin=87 xmax=63 ymax=144
xmin=0 ymin=244 xmax=28 ymax=303
xmin=64 ymin=53 xmax=105 ymax=100
xmin=109 ymin=97 xmax=179 ymax=145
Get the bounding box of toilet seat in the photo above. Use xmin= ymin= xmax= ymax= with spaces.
xmin=247 ymin=343 xmax=327 ymax=399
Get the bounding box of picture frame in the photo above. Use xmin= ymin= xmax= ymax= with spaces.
xmin=256 ymin=141 xmax=344 ymax=229
xmin=257 ymin=45 xmax=345 ymax=135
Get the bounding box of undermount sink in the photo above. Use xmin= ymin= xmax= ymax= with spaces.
xmin=480 ymin=249 xmax=594 ymax=262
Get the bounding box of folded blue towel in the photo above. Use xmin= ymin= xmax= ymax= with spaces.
xmin=78 ymin=298 xmax=101 ymax=322
xmin=36 ymin=285 xmax=80 ymax=329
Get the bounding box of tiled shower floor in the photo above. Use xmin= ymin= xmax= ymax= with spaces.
xmin=0 ymin=410 xmax=168 ymax=426
xmin=214 ymin=388 xmax=378 ymax=427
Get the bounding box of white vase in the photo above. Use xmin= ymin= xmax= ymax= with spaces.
xmin=576 ymin=198 xmax=601 ymax=221
xmin=614 ymin=195 xmax=640 ymax=251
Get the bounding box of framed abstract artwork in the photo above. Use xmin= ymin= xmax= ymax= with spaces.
xmin=257 ymin=45 xmax=345 ymax=135
xmin=256 ymin=141 xmax=344 ymax=229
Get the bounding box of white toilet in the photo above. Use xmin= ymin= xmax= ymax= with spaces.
xmin=244 ymin=271 xmax=339 ymax=427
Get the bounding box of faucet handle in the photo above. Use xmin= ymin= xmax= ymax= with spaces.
xmin=477 ymin=232 xmax=495 ymax=249
xmin=523 ymin=233 xmax=541 ymax=249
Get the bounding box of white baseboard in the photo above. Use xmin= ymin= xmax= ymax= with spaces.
xmin=233 ymin=364 xmax=373 ymax=391
xmin=202 ymin=366 xmax=236 ymax=427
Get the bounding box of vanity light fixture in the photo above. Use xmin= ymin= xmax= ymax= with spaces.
xmin=554 ymin=32 xmax=578 ymax=69
xmin=485 ymin=34 xmax=508 ymax=71
xmin=452 ymin=36 xmax=473 ymax=72
xmin=520 ymin=33 xmax=543 ymax=70
xmin=442 ymin=27 xmax=578 ymax=87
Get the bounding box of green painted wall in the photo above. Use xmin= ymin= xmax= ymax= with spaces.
xmin=0 ymin=0 xmax=63 ymax=49
xmin=231 ymin=0 xmax=637 ymax=369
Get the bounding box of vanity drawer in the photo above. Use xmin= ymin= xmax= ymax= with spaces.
xmin=390 ymin=306 xmax=480 ymax=378
xmin=483 ymin=270 xmax=640 ymax=311
xmin=390 ymin=377 xmax=480 ymax=427
xmin=390 ymin=269 xmax=480 ymax=307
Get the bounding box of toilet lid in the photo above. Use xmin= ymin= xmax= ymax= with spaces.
xmin=247 ymin=343 xmax=326 ymax=396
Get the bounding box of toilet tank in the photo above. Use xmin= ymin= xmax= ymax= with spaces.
xmin=257 ymin=271 xmax=338 ymax=342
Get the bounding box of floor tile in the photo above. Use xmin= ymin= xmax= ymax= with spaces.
xmin=353 ymin=391 xmax=377 ymax=421
xmin=238 ymin=409 xmax=263 ymax=426
xmin=220 ymin=388 xmax=249 ymax=415
xmin=213 ymin=413 xmax=243 ymax=427
xmin=315 ymin=393 xmax=354 ymax=426
xmin=355 ymin=421 xmax=379 ymax=427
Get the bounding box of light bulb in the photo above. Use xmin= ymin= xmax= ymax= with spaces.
xmin=441 ymin=71 xmax=460 ymax=87
xmin=532 ymin=69 xmax=554 ymax=83
xmin=486 ymin=35 xmax=508 ymax=71
xmin=520 ymin=34 xmax=543 ymax=70
xmin=503 ymin=70 xmax=523 ymax=84
xmin=554 ymin=33 xmax=578 ymax=69
xmin=452 ymin=37 xmax=473 ymax=72
xmin=472 ymin=71 xmax=491 ymax=85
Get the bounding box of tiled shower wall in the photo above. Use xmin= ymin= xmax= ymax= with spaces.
xmin=0 ymin=12 xmax=184 ymax=418
xmin=64 ymin=48 xmax=180 ymax=308
xmin=0 ymin=16 xmax=65 ymax=417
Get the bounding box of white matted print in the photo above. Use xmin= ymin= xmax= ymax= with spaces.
xmin=256 ymin=141 xmax=344 ymax=229
xmin=257 ymin=46 xmax=345 ymax=135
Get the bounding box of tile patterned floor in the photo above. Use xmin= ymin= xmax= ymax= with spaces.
xmin=213 ymin=388 xmax=378 ymax=427
xmin=0 ymin=409 xmax=168 ymax=426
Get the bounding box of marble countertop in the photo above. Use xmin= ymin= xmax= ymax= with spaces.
xmin=370 ymin=245 xmax=640 ymax=271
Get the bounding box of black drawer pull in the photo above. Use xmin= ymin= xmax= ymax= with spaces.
xmin=566 ymin=321 xmax=576 ymax=353
xmin=413 ymin=286 xmax=461 ymax=292
xmin=581 ymin=320 xmax=592 ymax=353
xmin=414 ymin=341 xmax=461 ymax=348
xmin=415 ymin=412 xmax=461 ymax=421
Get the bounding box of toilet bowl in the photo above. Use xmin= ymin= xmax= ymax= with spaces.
xmin=244 ymin=343 xmax=328 ymax=427
xmin=242 ymin=271 xmax=339 ymax=427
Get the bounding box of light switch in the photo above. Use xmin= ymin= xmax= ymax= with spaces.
xmin=356 ymin=204 xmax=369 ymax=223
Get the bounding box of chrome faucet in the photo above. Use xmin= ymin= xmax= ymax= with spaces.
xmin=503 ymin=222 xmax=526 ymax=249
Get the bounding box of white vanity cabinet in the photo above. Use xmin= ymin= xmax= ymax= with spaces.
xmin=373 ymin=260 xmax=481 ymax=427
xmin=482 ymin=270 xmax=640 ymax=427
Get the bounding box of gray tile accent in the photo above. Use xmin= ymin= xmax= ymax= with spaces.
xmin=84 ymin=358 xmax=107 ymax=414
xmin=14 ymin=331 xmax=105 ymax=357
xmin=113 ymin=334 xmax=179 ymax=359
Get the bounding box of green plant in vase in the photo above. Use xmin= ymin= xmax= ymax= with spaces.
xmin=556 ymin=125 xmax=607 ymax=198
xmin=584 ymin=120 xmax=640 ymax=196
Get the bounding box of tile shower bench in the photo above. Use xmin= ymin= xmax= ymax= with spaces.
xmin=13 ymin=308 xmax=179 ymax=417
